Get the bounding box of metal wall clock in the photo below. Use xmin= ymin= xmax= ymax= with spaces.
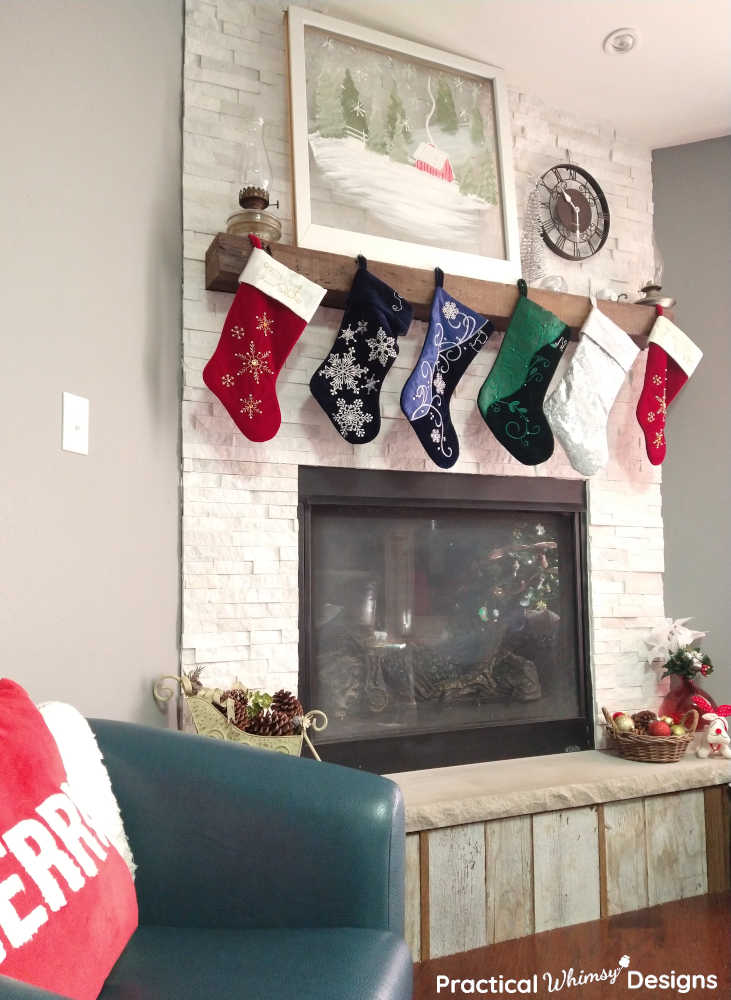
xmin=538 ymin=163 xmax=610 ymax=260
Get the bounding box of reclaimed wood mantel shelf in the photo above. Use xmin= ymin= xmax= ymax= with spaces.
xmin=205 ymin=233 xmax=666 ymax=343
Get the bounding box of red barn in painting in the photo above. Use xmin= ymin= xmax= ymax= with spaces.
xmin=413 ymin=141 xmax=454 ymax=182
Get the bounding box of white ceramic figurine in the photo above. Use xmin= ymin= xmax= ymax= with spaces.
xmin=696 ymin=713 xmax=731 ymax=759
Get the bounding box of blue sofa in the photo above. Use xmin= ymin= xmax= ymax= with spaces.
xmin=0 ymin=721 xmax=413 ymax=999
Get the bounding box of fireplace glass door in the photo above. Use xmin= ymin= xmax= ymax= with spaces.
xmin=299 ymin=469 xmax=591 ymax=772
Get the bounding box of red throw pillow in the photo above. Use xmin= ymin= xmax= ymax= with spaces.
xmin=0 ymin=679 xmax=138 ymax=999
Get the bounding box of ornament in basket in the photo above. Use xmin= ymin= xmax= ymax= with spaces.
xmin=153 ymin=672 xmax=327 ymax=760
xmin=602 ymin=706 xmax=698 ymax=763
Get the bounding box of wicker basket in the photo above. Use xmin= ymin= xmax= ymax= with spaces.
xmin=153 ymin=675 xmax=327 ymax=760
xmin=602 ymin=706 xmax=698 ymax=763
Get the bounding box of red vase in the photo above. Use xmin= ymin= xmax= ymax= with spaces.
xmin=659 ymin=675 xmax=717 ymax=722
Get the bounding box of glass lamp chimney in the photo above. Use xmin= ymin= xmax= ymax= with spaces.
xmin=239 ymin=117 xmax=272 ymax=210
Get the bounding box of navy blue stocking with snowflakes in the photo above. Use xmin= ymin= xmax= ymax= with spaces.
xmin=401 ymin=269 xmax=493 ymax=468
xmin=310 ymin=256 xmax=413 ymax=443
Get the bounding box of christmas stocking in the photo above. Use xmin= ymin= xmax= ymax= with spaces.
xmin=310 ymin=256 xmax=413 ymax=443
xmin=635 ymin=308 xmax=703 ymax=464
xmin=478 ymin=281 xmax=568 ymax=465
xmin=203 ymin=235 xmax=326 ymax=442
xmin=544 ymin=298 xmax=639 ymax=476
xmin=401 ymin=268 xmax=492 ymax=469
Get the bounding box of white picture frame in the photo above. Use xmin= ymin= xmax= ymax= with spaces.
xmin=286 ymin=5 xmax=520 ymax=282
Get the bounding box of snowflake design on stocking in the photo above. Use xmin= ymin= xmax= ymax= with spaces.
xmin=235 ymin=342 xmax=273 ymax=384
xmin=366 ymin=327 xmax=397 ymax=366
xmin=646 ymin=411 xmax=655 ymax=422
xmin=653 ymin=430 xmax=664 ymax=449
xmin=356 ymin=320 xmax=368 ymax=335
xmin=240 ymin=394 xmax=262 ymax=419
xmin=333 ymin=398 xmax=373 ymax=439
xmin=339 ymin=325 xmax=356 ymax=345
xmin=221 ymin=374 xmax=235 ymax=387
xmin=430 ymin=428 xmax=441 ymax=443
xmin=655 ymin=393 xmax=667 ymax=415
xmin=442 ymin=300 xmax=459 ymax=321
xmin=433 ymin=372 xmax=446 ymax=396
xmin=652 ymin=373 xmax=663 ymax=386
xmin=256 ymin=312 xmax=275 ymax=336
xmin=230 ymin=325 xmax=246 ymax=339
xmin=363 ymin=376 xmax=378 ymax=394
xmin=321 ymin=347 xmax=366 ymax=395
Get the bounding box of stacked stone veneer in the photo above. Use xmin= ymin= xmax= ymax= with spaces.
xmin=182 ymin=0 xmax=667 ymax=736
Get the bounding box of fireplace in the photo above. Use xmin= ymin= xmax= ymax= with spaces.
xmin=298 ymin=467 xmax=592 ymax=773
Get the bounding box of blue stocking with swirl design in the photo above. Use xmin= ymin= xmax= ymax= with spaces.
xmin=400 ymin=269 xmax=492 ymax=469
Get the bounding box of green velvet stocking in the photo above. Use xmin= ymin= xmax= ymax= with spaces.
xmin=477 ymin=281 xmax=566 ymax=415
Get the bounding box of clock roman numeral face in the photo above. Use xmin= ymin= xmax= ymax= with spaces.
xmin=537 ymin=163 xmax=610 ymax=261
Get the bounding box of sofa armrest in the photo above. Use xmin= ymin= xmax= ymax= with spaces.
xmin=0 ymin=976 xmax=66 ymax=999
xmin=89 ymin=720 xmax=405 ymax=935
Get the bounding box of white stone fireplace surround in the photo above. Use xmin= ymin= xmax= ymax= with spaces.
xmin=181 ymin=0 xmax=665 ymax=746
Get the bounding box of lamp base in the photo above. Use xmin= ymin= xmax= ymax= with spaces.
xmin=226 ymin=209 xmax=282 ymax=244
xmin=636 ymin=283 xmax=676 ymax=309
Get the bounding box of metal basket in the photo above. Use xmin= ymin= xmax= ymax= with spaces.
xmin=154 ymin=675 xmax=327 ymax=760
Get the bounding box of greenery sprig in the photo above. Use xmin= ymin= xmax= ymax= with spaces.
xmin=661 ymin=645 xmax=713 ymax=681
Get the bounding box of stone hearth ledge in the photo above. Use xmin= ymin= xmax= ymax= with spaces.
xmin=386 ymin=750 xmax=731 ymax=833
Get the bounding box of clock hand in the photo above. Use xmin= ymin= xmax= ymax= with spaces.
xmin=562 ymin=190 xmax=577 ymax=208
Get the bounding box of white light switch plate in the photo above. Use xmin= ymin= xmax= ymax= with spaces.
xmin=62 ymin=392 xmax=89 ymax=455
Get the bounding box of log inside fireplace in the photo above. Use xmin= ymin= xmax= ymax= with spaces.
xmin=298 ymin=467 xmax=592 ymax=773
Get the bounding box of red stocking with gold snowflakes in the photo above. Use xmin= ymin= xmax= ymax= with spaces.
xmin=203 ymin=235 xmax=325 ymax=441
xmin=635 ymin=307 xmax=703 ymax=465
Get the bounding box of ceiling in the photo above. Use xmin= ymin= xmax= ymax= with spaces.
xmin=319 ymin=0 xmax=731 ymax=149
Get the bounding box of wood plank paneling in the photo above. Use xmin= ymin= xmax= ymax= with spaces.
xmin=533 ymin=807 xmax=600 ymax=933
xmin=419 ymin=831 xmax=430 ymax=962
xmin=704 ymin=785 xmax=731 ymax=893
xmin=485 ymin=815 xmax=534 ymax=945
xmin=404 ymin=833 xmax=421 ymax=961
xmin=645 ymin=789 xmax=708 ymax=905
xmin=428 ymin=823 xmax=486 ymax=959
xmin=205 ymin=234 xmax=663 ymax=341
xmin=602 ymin=799 xmax=649 ymax=916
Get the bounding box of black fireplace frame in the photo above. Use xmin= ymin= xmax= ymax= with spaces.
xmin=298 ymin=466 xmax=593 ymax=774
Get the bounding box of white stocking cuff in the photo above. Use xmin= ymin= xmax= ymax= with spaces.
xmin=239 ymin=247 xmax=326 ymax=323
xmin=649 ymin=314 xmax=703 ymax=376
xmin=581 ymin=304 xmax=639 ymax=372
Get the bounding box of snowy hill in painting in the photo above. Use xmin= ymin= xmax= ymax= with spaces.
xmin=309 ymin=133 xmax=502 ymax=255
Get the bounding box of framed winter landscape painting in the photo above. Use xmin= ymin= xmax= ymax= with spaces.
xmin=286 ymin=6 xmax=520 ymax=281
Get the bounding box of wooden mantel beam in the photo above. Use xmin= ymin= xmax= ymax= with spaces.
xmin=205 ymin=233 xmax=664 ymax=343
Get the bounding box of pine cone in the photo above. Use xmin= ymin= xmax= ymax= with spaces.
xmin=221 ymin=689 xmax=249 ymax=731
xmin=271 ymin=689 xmax=304 ymax=720
xmin=247 ymin=708 xmax=294 ymax=737
xmin=632 ymin=709 xmax=657 ymax=734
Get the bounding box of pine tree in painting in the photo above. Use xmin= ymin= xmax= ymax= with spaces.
xmin=366 ymin=91 xmax=388 ymax=153
xmin=471 ymin=103 xmax=485 ymax=145
xmin=388 ymin=122 xmax=410 ymax=163
xmin=454 ymin=148 xmax=498 ymax=203
xmin=386 ymin=86 xmax=409 ymax=143
xmin=341 ymin=69 xmax=367 ymax=135
xmin=435 ymin=78 xmax=458 ymax=134
xmin=315 ymin=69 xmax=345 ymax=138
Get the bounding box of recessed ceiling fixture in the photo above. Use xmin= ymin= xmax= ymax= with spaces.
xmin=602 ymin=27 xmax=640 ymax=55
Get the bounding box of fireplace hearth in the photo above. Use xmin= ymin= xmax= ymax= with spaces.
xmin=298 ymin=467 xmax=592 ymax=773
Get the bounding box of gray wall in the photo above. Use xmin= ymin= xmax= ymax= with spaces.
xmin=653 ymin=136 xmax=730 ymax=698
xmin=0 ymin=0 xmax=183 ymax=724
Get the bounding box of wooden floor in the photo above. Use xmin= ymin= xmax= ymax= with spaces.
xmin=414 ymin=892 xmax=730 ymax=999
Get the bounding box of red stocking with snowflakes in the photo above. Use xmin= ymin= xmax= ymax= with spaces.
xmin=636 ymin=308 xmax=703 ymax=465
xmin=203 ymin=235 xmax=325 ymax=442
